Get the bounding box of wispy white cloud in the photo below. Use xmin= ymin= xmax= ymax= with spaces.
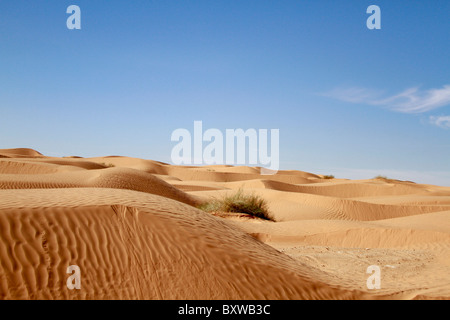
xmin=430 ymin=116 xmax=450 ymax=129
xmin=324 ymin=87 xmax=382 ymax=105
xmin=324 ymin=85 xmax=450 ymax=114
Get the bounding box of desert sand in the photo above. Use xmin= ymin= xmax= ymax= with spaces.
xmin=0 ymin=148 xmax=449 ymax=300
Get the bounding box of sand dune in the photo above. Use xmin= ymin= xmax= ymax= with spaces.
xmin=190 ymin=188 xmax=450 ymax=222
xmin=0 ymin=159 xmax=82 ymax=175
xmin=0 ymin=167 xmax=198 ymax=207
xmin=0 ymin=188 xmax=366 ymax=300
xmin=0 ymin=148 xmax=449 ymax=300
xmin=223 ymin=179 xmax=428 ymax=198
xmin=0 ymin=148 xmax=44 ymax=158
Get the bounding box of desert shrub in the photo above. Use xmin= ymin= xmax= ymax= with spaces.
xmin=322 ymin=175 xmax=335 ymax=179
xmin=100 ymin=162 xmax=116 ymax=168
xmin=198 ymin=189 xmax=274 ymax=221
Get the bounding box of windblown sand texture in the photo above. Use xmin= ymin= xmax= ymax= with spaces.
xmin=0 ymin=148 xmax=449 ymax=300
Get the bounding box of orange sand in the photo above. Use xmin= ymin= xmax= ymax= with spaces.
xmin=0 ymin=148 xmax=449 ymax=300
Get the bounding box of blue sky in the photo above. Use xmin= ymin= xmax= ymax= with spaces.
xmin=1 ymin=1 xmax=449 ymax=185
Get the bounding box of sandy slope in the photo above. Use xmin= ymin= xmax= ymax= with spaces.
xmin=0 ymin=148 xmax=449 ymax=300
xmin=0 ymin=188 xmax=367 ymax=300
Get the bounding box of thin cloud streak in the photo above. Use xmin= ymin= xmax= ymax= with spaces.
xmin=430 ymin=116 xmax=450 ymax=129
xmin=325 ymin=85 xmax=450 ymax=114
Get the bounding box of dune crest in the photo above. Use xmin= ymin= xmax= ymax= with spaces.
xmin=0 ymin=148 xmax=44 ymax=158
